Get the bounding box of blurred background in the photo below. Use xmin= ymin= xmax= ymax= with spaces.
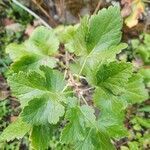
xmin=0 ymin=0 xmax=150 ymax=149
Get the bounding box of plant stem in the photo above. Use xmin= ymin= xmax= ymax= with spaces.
xmin=78 ymin=47 xmax=95 ymax=77
xmin=78 ymin=56 xmax=88 ymax=77
xmin=81 ymin=95 xmax=88 ymax=105
xmin=61 ymin=84 xmax=69 ymax=92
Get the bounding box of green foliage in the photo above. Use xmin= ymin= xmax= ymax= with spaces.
xmin=139 ymin=68 xmax=150 ymax=87
xmin=120 ymin=74 xmax=148 ymax=104
xmin=66 ymin=6 xmax=122 ymax=55
xmin=30 ymin=125 xmax=53 ymax=150
xmin=121 ymin=103 xmax=150 ymax=150
xmin=0 ymin=6 xmax=148 ymax=150
xmin=61 ymin=99 xmax=96 ymax=144
xmin=6 ymin=2 xmax=33 ymax=25
xmin=0 ymin=118 xmax=31 ymax=141
xmin=89 ymin=62 xmax=133 ymax=95
xmin=131 ymin=33 xmax=150 ymax=64
xmin=6 ymin=27 xmax=59 ymax=73
xmin=0 ymin=0 xmax=33 ymax=75
xmin=8 ymin=66 xmax=66 ymax=109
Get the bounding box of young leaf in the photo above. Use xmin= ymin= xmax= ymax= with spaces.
xmin=134 ymin=34 xmax=150 ymax=64
xmin=65 ymin=16 xmax=89 ymax=55
xmin=30 ymin=125 xmax=52 ymax=150
xmin=6 ymin=43 xmax=29 ymax=61
xmin=29 ymin=26 xmax=59 ymax=55
xmin=136 ymin=117 xmax=150 ymax=128
xmin=0 ymin=118 xmax=31 ymax=142
xmin=6 ymin=26 xmax=59 ymax=72
xmin=54 ymin=25 xmax=78 ymax=44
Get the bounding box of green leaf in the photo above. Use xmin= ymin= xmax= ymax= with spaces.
xmin=94 ymin=88 xmax=127 ymax=138
xmin=8 ymin=66 xmax=66 ymax=107
xmin=29 ymin=26 xmax=59 ymax=55
xmin=89 ymin=61 xmax=133 ymax=95
xmin=120 ymin=74 xmax=148 ymax=104
xmin=136 ymin=117 xmax=150 ymax=128
xmin=30 ymin=125 xmax=52 ymax=150
xmin=86 ymin=43 xmax=128 ymax=68
xmin=11 ymin=55 xmax=57 ymax=73
xmin=61 ymin=104 xmax=96 ymax=144
xmin=87 ymin=6 xmax=122 ymax=52
xmin=76 ymin=129 xmax=115 ymax=150
xmin=128 ymin=141 xmax=139 ymax=150
xmin=139 ymin=68 xmax=150 ymax=87
xmin=6 ymin=26 xmax=59 ymax=72
xmin=132 ymin=33 xmax=150 ymax=64
xmin=54 ymin=25 xmax=78 ymax=44
xmin=138 ymin=106 xmax=150 ymax=112
xmin=21 ymin=96 xmax=65 ymax=125
xmin=6 ymin=43 xmax=29 ymax=61
xmin=70 ymin=43 xmax=128 ymax=75
xmin=92 ymin=71 xmax=148 ymax=139
xmin=75 ymin=129 xmax=94 ymax=150
xmin=61 ymin=103 xmax=115 ymax=150
xmin=0 ymin=118 xmax=31 ymax=141
xmin=66 ymin=16 xmax=89 ymax=55
xmin=67 ymin=6 xmax=126 ymax=76
xmin=67 ymin=6 xmax=122 ymax=56
xmin=91 ymin=130 xmax=115 ymax=150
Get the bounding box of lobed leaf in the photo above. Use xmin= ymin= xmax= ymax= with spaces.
xmin=8 ymin=66 xmax=66 ymax=125
xmin=120 ymin=74 xmax=149 ymax=104
xmin=0 ymin=118 xmax=31 ymax=142
xmin=2 ymin=5 xmax=149 ymax=150
xmin=61 ymin=103 xmax=96 ymax=144
xmin=94 ymin=88 xmax=127 ymax=138
xmin=67 ymin=6 xmax=122 ymax=56
xmin=6 ymin=26 xmax=59 ymax=73
xmin=88 ymin=61 xmax=133 ymax=95
xmin=30 ymin=125 xmax=53 ymax=150
xmin=8 ymin=66 xmax=66 ymax=106
xmin=87 ymin=6 xmax=122 ymax=52
xmin=75 ymin=129 xmax=115 ymax=150
xmin=21 ymin=96 xmax=65 ymax=125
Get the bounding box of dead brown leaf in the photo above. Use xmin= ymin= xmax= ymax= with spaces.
xmin=123 ymin=0 xmax=145 ymax=28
